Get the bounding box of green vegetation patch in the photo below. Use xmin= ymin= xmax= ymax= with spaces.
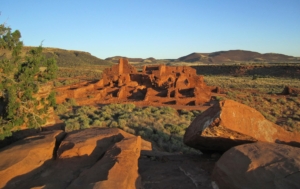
xmin=56 ymin=102 xmax=201 ymax=154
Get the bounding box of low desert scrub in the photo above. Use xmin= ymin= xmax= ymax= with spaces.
xmin=54 ymin=98 xmax=78 ymax=115
xmin=205 ymin=76 xmax=300 ymax=94
xmin=57 ymin=66 xmax=106 ymax=80
xmin=56 ymin=103 xmax=201 ymax=154
xmin=54 ymin=79 xmax=81 ymax=87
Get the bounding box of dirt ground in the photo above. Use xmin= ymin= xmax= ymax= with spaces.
xmin=139 ymin=151 xmax=218 ymax=189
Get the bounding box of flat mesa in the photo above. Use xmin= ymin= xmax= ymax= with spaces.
xmin=55 ymin=58 xmax=214 ymax=107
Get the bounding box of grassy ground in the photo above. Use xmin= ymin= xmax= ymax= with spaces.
xmin=54 ymin=65 xmax=109 ymax=86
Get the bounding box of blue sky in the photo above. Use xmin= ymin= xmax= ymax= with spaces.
xmin=2 ymin=0 xmax=300 ymax=59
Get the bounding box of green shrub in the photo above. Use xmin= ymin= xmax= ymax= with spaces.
xmin=278 ymin=98 xmax=287 ymax=105
xmin=109 ymin=121 xmax=119 ymax=128
xmin=164 ymin=124 xmax=181 ymax=134
xmin=216 ymin=96 xmax=225 ymax=101
xmin=124 ymin=127 xmax=135 ymax=135
xmin=55 ymin=104 xmax=68 ymax=115
xmin=66 ymin=98 xmax=77 ymax=106
xmin=252 ymin=74 xmax=258 ymax=80
xmin=65 ymin=118 xmax=81 ymax=132
xmin=118 ymin=119 xmax=127 ymax=129
xmin=92 ymin=119 xmax=103 ymax=127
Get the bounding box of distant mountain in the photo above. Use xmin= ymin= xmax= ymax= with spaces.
xmin=105 ymin=56 xmax=157 ymax=63
xmin=178 ymin=50 xmax=299 ymax=64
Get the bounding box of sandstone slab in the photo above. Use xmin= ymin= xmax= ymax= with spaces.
xmin=212 ymin=142 xmax=300 ymax=189
xmin=68 ymin=136 xmax=142 ymax=189
xmin=3 ymin=128 xmax=146 ymax=189
xmin=184 ymin=100 xmax=300 ymax=152
xmin=0 ymin=130 xmax=65 ymax=188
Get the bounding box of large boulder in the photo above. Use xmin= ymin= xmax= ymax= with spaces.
xmin=0 ymin=130 xmax=65 ymax=188
xmin=212 ymin=142 xmax=300 ymax=189
xmin=281 ymin=86 xmax=300 ymax=95
xmin=184 ymin=100 xmax=300 ymax=152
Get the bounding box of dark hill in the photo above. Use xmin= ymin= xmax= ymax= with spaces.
xmin=178 ymin=50 xmax=298 ymax=64
xmin=0 ymin=47 xmax=112 ymax=67
xmin=38 ymin=47 xmax=112 ymax=67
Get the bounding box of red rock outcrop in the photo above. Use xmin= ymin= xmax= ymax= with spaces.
xmin=1 ymin=128 xmax=148 ymax=189
xmin=184 ymin=99 xmax=300 ymax=152
xmin=212 ymin=142 xmax=300 ymax=189
xmin=0 ymin=130 xmax=65 ymax=188
xmin=56 ymin=58 xmax=212 ymax=107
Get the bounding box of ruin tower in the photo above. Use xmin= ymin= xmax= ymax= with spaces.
xmin=159 ymin=65 xmax=166 ymax=76
xmin=119 ymin=58 xmax=125 ymax=75
xmin=118 ymin=58 xmax=137 ymax=75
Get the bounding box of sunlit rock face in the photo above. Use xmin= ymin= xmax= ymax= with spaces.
xmin=184 ymin=99 xmax=300 ymax=152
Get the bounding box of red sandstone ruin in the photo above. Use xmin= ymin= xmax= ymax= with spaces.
xmin=55 ymin=58 xmax=212 ymax=106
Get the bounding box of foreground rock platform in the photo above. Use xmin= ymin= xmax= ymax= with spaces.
xmin=184 ymin=100 xmax=300 ymax=152
xmin=0 ymin=127 xmax=219 ymax=189
xmin=0 ymin=130 xmax=65 ymax=188
xmin=0 ymin=128 xmax=145 ymax=189
xmin=212 ymin=142 xmax=300 ymax=189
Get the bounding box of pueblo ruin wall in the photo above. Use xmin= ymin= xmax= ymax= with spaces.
xmin=56 ymin=58 xmax=213 ymax=106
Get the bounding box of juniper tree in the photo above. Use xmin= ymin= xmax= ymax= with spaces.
xmin=0 ymin=23 xmax=57 ymax=139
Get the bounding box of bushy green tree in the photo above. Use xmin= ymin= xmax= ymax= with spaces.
xmin=0 ymin=23 xmax=57 ymax=139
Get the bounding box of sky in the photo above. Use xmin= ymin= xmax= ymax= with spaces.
xmin=1 ymin=0 xmax=300 ymax=59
